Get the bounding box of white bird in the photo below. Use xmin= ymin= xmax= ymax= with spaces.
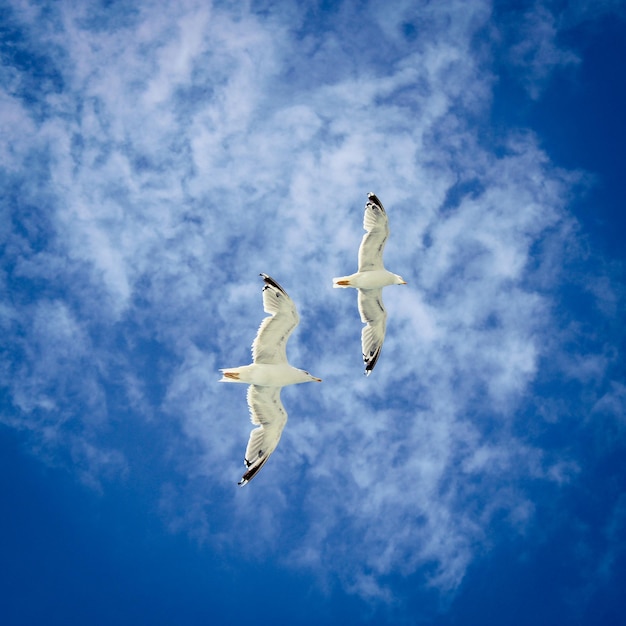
xmin=333 ymin=193 xmax=407 ymax=375
xmin=220 ymin=274 xmax=322 ymax=485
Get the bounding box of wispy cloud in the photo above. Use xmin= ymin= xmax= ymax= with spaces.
xmin=501 ymin=4 xmax=581 ymax=99
xmin=493 ymin=0 xmax=626 ymax=99
xmin=0 ymin=0 xmax=623 ymax=609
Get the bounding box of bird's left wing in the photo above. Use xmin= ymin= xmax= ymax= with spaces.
xmin=358 ymin=288 xmax=387 ymax=376
xmin=357 ymin=193 xmax=390 ymax=272
xmin=239 ymin=385 xmax=288 ymax=486
xmin=252 ymin=274 xmax=300 ymax=364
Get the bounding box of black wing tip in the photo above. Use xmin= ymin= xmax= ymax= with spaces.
xmin=259 ymin=273 xmax=288 ymax=295
xmin=238 ymin=454 xmax=270 ymax=486
xmin=363 ymin=346 xmax=382 ymax=375
xmin=366 ymin=192 xmax=385 ymax=212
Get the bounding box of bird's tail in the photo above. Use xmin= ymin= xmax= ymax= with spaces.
xmin=333 ymin=276 xmax=353 ymax=288
xmin=219 ymin=368 xmax=241 ymax=382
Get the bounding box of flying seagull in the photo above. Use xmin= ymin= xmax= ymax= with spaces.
xmin=333 ymin=193 xmax=407 ymax=375
xmin=220 ymin=274 xmax=322 ymax=485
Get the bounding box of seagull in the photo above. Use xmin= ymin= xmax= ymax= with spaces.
xmin=333 ymin=193 xmax=407 ymax=375
xmin=220 ymin=273 xmax=322 ymax=486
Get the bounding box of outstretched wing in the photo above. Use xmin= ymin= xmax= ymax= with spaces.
xmin=252 ymin=274 xmax=300 ymax=364
xmin=358 ymin=288 xmax=387 ymax=376
xmin=357 ymin=193 xmax=390 ymax=272
xmin=239 ymin=385 xmax=288 ymax=485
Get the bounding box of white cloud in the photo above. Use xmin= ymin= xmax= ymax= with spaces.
xmin=0 ymin=0 xmax=623 ymax=608
xmin=495 ymin=0 xmax=626 ymax=100
xmin=505 ymin=4 xmax=581 ymax=99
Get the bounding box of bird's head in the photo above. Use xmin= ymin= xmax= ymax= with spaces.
xmin=302 ymin=370 xmax=322 ymax=383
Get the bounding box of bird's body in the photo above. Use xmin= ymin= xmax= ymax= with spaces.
xmin=333 ymin=193 xmax=406 ymax=375
xmin=333 ymin=268 xmax=403 ymax=290
xmin=220 ymin=362 xmax=319 ymax=387
xmin=220 ymin=274 xmax=321 ymax=486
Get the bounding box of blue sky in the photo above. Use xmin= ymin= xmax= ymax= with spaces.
xmin=1 ymin=0 xmax=625 ymax=624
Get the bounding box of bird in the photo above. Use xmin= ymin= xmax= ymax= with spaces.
xmin=220 ymin=273 xmax=322 ymax=486
xmin=333 ymin=193 xmax=407 ymax=375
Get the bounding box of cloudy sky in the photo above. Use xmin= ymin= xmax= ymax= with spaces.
xmin=1 ymin=0 xmax=625 ymax=624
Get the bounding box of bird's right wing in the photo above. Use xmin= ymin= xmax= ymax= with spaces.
xmin=357 ymin=193 xmax=390 ymax=272
xmin=252 ymin=274 xmax=300 ymax=364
